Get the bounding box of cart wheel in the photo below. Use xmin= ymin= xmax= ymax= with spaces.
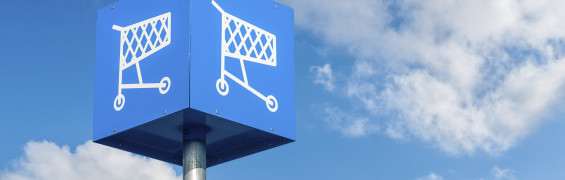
xmin=266 ymin=95 xmax=278 ymax=112
xmin=159 ymin=77 xmax=171 ymax=94
xmin=114 ymin=94 xmax=125 ymax=111
xmin=216 ymin=78 xmax=229 ymax=96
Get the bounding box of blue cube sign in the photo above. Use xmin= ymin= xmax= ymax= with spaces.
xmin=94 ymin=0 xmax=294 ymax=167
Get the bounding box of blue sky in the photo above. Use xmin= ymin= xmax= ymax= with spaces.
xmin=2 ymin=0 xmax=565 ymax=179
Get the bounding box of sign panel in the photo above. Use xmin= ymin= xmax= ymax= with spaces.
xmin=94 ymin=0 xmax=294 ymax=167
xmin=190 ymin=0 xmax=295 ymax=140
xmin=94 ymin=0 xmax=190 ymax=140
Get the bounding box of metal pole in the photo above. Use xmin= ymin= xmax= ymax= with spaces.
xmin=183 ymin=140 xmax=206 ymax=180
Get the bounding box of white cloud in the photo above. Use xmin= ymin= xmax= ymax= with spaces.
xmin=1 ymin=141 xmax=180 ymax=180
xmin=416 ymin=172 xmax=443 ymax=180
xmin=310 ymin=64 xmax=335 ymax=92
xmin=492 ymin=167 xmax=517 ymax=180
xmin=281 ymin=0 xmax=565 ymax=155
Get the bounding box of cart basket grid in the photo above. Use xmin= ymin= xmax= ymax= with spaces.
xmin=113 ymin=12 xmax=171 ymax=67
xmin=215 ymin=2 xmax=276 ymax=66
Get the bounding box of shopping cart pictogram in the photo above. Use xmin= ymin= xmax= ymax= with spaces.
xmin=212 ymin=0 xmax=278 ymax=112
xmin=112 ymin=12 xmax=172 ymax=111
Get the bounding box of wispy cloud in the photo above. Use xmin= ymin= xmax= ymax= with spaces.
xmin=322 ymin=104 xmax=379 ymax=137
xmin=310 ymin=64 xmax=335 ymax=92
xmin=1 ymin=141 xmax=180 ymax=180
xmin=283 ymin=0 xmax=565 ymax=155
xmin=416 ymin=172 xmax=443 ymax=180
xmin=415 ymin=167 xmax=517 ymax=179
xmin=492 ymin=166 xmax=517 ymax=180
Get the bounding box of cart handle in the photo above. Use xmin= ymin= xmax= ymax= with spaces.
xmin=112 ymin=25 xmax=124 ymax=31
xmin=211 ymin=0 xmax=224 ymax=13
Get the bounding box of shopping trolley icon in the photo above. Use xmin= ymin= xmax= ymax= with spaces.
xmin=212 ymin=0 xmax=278 ymax=112
xmin=112 ymin=12 xmax=172 ymax=111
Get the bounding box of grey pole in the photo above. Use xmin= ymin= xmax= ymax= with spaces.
xmin=183 ymin=140 xmax=206 ymax=180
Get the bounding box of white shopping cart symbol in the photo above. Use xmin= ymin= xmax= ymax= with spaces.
xmin=212 ymin=0 xmax=278 ymax=112
xmin=112 ymin=12 xmax=172 ymax=111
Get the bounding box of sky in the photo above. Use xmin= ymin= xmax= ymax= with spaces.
xmin=1 ymin=0 xmax=565 ymax=179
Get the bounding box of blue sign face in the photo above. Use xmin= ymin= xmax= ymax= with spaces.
xmin=94 ymin=0 xmax=190 ymax=140
xmin=190 ymin=0 xmax=295 ymax=140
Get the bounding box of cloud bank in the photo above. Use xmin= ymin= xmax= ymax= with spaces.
xmin=282 ymin=0 xmax=565 ymax=155
xmin=1 ymin=141 xmax=180 ymax=180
